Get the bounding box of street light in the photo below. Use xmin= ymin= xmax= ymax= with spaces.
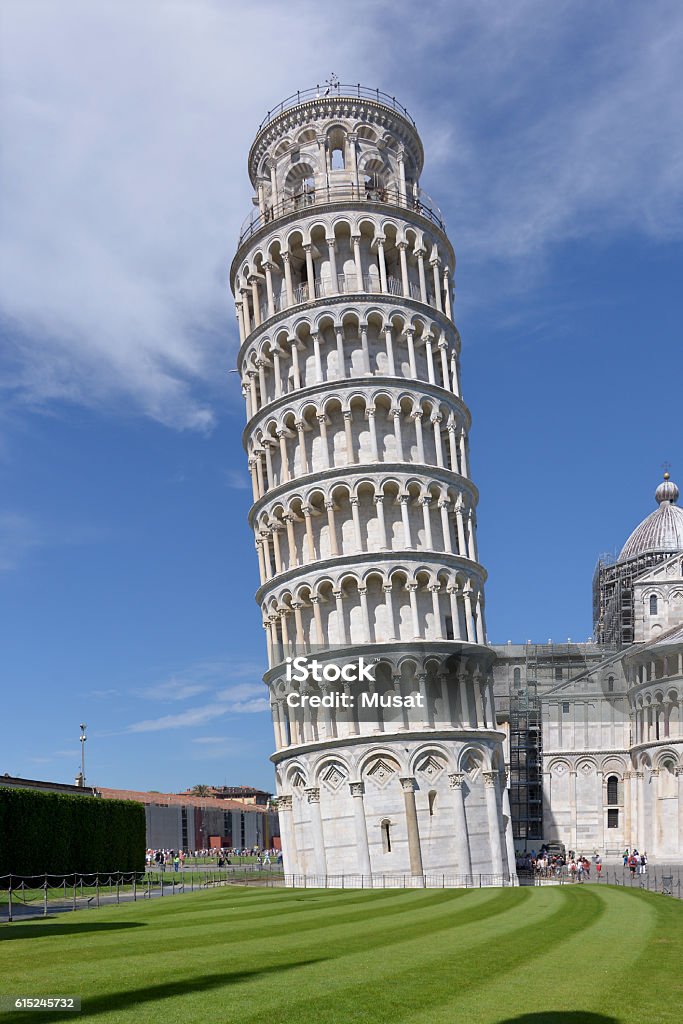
xmin=80 ymin=723 xmax=87 ymax=786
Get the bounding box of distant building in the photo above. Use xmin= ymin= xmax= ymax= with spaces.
xmin=99 ymin=787 xmax=280 ymax=851
xmin=178 ymin=785 xmax=273 ymax=805
xmin=0 ymin=773 xmax=100 ymax=798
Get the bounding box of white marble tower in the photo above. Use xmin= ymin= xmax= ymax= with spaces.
xmin=230 ymin=82 xmax=514 ymax=884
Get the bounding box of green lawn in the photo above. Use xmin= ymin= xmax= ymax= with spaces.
xmin=1 ymin=885 xmax=681 ymax=1024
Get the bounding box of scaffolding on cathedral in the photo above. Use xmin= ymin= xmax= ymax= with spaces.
xmin=503 ymin=643 xmax=608 ymax=846
xmin=593 ymin=550 xmax=675 ymax=648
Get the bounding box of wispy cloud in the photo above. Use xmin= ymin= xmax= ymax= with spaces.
xmin=128 ymin=693 xmax=269 ymax=733
xmin=127 ymin=661 xmax=269 ymax=732
xmin=128 ymin=703 xmax=232 ymax=733
xmin=224 ymin=469 xmax=250 ymax=491
xmin=1 ymin=1 xmax=680 ymax=430
xmin=144 ymin=679 xmax=211 ymax=702
xmin=0 ymin=511 xmax=43 ymax=571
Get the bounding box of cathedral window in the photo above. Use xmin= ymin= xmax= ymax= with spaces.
xmin=607 ymin=808 xmax=619 ymax=829
xmin=607 ymin=676 xmax=614 ymax=692
xmin=513 ymin=668 xmax=521 ymax=686
xmin=562 ymin=702 xmax=570 ymax=714
xmin=606 ymin=775 xmax=619 ymax=804
xmin=381 ymin=819 xmax=392 ymax=853
xmin=649 ymin=594 xmax=658 ymax=616
xmin=555 ymin=667 xmax=563 ymax=681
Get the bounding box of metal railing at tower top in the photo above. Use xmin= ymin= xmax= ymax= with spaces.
xmin=238 ymin=183 xmax=445 ymax=247
xmin=256 ymin=84 xmax=417 ymax=132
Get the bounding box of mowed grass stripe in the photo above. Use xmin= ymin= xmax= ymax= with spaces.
xmin=0 ymin=886 xmax=423 ymax=953
xmin=386 ymin=885 xmax=681 ymax=1024
xmin=1 ymin=886 xmax=680 ymax=1024
xmin=1 ymin=887 xmax=476 ymax=963
xmin=235 ymin=888 xmax=584 ymax=1024
xmin=2 ymin=889 xmax=505 ymax=989
xmin=2 ymin=890 xmax=532 ymax=1024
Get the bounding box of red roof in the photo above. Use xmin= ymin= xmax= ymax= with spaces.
xmin=99 ymin=787 xmax=273 ymax=813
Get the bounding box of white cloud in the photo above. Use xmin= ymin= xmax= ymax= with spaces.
xmin=144 ymin=679 xmax=210 ymax=702
xmin=1 ymin=0 xmax=681 ymax=428
xmin=128 ymin=666 xmax=269 ymax=731
xmin=128 ymin=702 xmax=231 ymax=733
xmin=0 ymin=0 xmax=369 ymax=428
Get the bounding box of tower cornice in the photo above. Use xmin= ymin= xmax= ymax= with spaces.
xmin=241 ymin=375 xmax=472 ymax=449
xmin=254 ymin=548 xmax=488 ymax=605
xmin=230 ymin=196 xmax=454 ymax=285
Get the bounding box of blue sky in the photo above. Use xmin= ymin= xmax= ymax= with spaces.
xmin=1 ymin=0 xmax=681 ymax=793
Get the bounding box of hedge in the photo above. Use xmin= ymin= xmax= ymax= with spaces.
xmin=0 ymin=787 xmax=146 ymax=875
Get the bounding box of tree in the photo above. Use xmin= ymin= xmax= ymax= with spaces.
xmin=190 ymin=784 xmax=213 ymax=796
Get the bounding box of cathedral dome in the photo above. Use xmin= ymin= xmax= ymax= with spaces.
xmin=619 ymin=473 xmax=683 ymax=561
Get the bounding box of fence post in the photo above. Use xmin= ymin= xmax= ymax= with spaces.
xmin=133 ymin=875 xmax=137 ymax=902
xmin=44 ymin=876 xmax=48 ymax=917
xmin=116 ymin=877 xmax=120 ymax=904
xmin=73 ymin=876 xmax=76 ymax=912
xmin=96 ymin=876 xmax=100 ymax=907
xmin=161 ymin=875 xmax=164 ymax=897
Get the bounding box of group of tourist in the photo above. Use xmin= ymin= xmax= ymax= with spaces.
xmin=144 ymin=847 xmax=282 ymax=870
xmin=623 ymin=849 xmax=648 ymax=875
xmin=516 ymin=850 xmax=602 ymax=881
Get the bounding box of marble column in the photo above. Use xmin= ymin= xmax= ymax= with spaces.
xmin=349 ymin=781 xmax=372 ymax=879
xmin=400 ymin=777 xmax=424 ymax=877
xmin=500 ymin=772 xmax=516 ymax=879
xmin=305 ymin=787 xmax=327 ymax=878
xmin=448 ymin=773 xmax=472 ymax=875
xmin=278 ymin=794 xmax=301 ymax=878
xmin=483 ymin=771 xmax=504 ymax=875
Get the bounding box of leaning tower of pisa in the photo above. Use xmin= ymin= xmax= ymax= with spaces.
xmin=230 ymin=82 xmax=515 ymax=884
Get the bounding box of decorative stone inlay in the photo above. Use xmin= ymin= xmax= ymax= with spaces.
xmin=365 ymin=757 xmax=398 ymax=787
xmin=415 ymin=754 xmax=445 ymax=780
xmin=321 ymin=763 xmax=347 ymax=791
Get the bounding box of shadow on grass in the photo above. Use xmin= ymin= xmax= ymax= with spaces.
xmin=497 ymin=1015 xmax=619 ymax=1024
xmin=0 ymin=921 xmax=145 ymax=940
xmin=37 ymin=959 xmax=327 ymax=1020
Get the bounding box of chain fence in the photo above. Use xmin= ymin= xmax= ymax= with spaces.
xmin=516 ymin=866 xmax=682 ymax=898
xmin=3 ymin=865 xmax=679 ymax=922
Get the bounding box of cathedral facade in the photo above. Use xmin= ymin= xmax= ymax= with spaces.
xmin=493 ymin=475 xmax=683 ymax=860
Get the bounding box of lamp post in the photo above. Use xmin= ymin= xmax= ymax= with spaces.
xmin=80 ymin=723 xmax=87 ymax=786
